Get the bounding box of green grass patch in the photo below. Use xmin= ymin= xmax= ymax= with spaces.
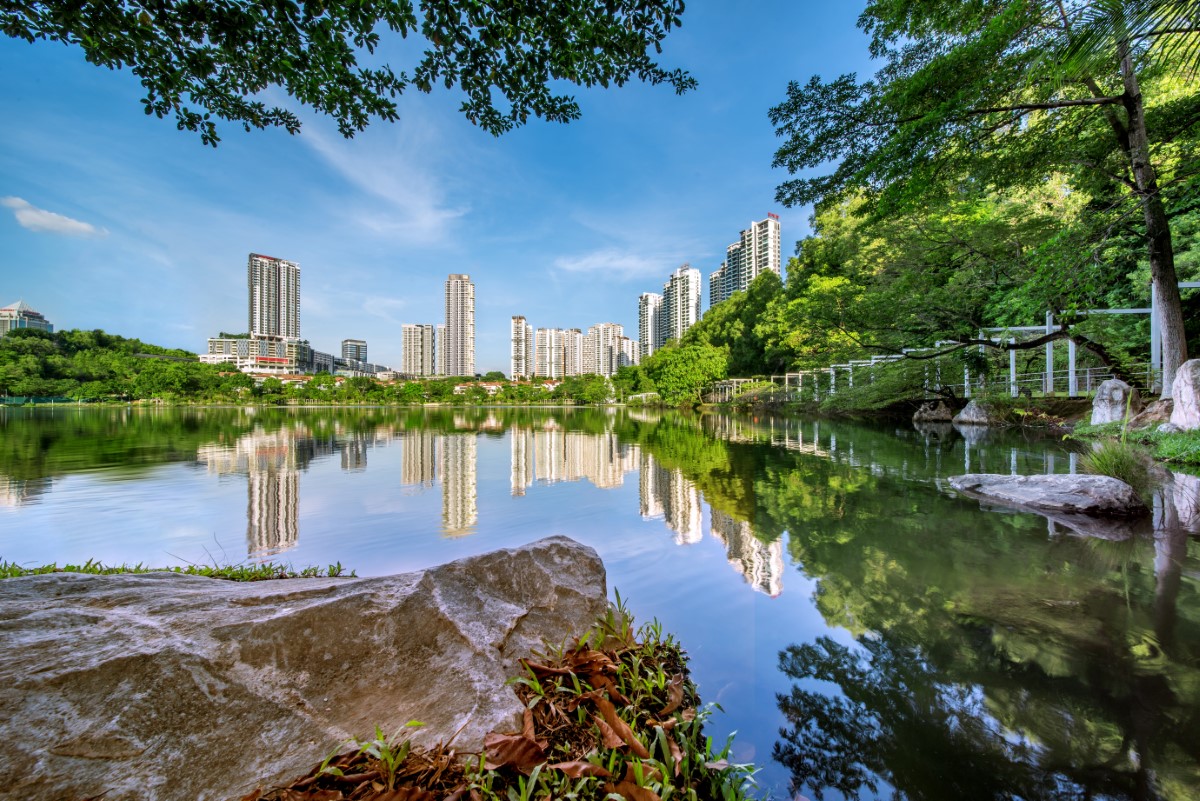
xmin=0 ymin=558 xmax=355 ymax=581
xmin=1079 ymin=439 xmax=1157 ymax=502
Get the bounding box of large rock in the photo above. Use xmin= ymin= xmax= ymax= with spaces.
xmin=952 ymin=400 xmax=1007 ymax=427
xmin=913 ymin=401 xmax=954 ymax=423
xmin=1170 ymin=358 xmax=1200 ymax=430
xmin=0 ymin=537 xmax=606 ymax=801
xmin=1128 ymin=398 xmax=1173 ymax=430
xmin=949 ymin=474 xmax=1148 ymax=518
xmin=1090 ymin=379 xmax=1142 ymax=425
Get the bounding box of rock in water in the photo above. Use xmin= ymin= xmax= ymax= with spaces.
xmin=912 ymin=401 xmax=954 ymax=423
xmin=1090 ymin=379 xmax=1142 ymax=425
xmin=952 ymin=400 xmax=1005 ymax=426
xmin=949 ymin=474 xmax=1148 ymax=517
xmin=1169 ymin=359 xmax=1200 ymax=430
xmin=0 ymin=536 xmax=606 ymax=801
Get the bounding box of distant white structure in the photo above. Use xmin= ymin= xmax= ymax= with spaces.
xmin=661 ymin=264 xmax=702 ymax=344
xmin=444 ymin=274 xmax=475 ymax=377
xmin=638 ymin=293 xmax=662 ymax=359
xmin=709 ymin=214 xmax=782 ymax=308
xmin=511 ymin=315 xmax=534 ymax=379
xmin=402 ymin=324 xmax=437 ymax=376
xmin=0 ymin=300 xmax=53 ymax=336
xmin=247 ymin=253 xmax=300 ymax=338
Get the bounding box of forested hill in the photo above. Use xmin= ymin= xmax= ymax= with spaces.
xmin=0 ymin=328 xmax=252 ymax=400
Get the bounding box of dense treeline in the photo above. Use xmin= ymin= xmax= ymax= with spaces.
xmin=630 ymin=1 xmax=1200 ymax=409
xmin=0 ymin=328 xmax=626 ymax=405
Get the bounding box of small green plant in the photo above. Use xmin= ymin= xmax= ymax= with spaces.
xmin=355 ymin=721 xmax=424 ymax=790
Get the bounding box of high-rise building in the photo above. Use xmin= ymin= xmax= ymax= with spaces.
xmin=444 ymin=274 xmax=475 ymax=377
xmin=0 ymin=300 xmax=53 ymax=337
xmin=435 ymin=324 xmax=447 ymax=376
xmin=709 ymin=214 xmax=782 ymax=308
xmin=638 ymin=293 xmax=662 ymax=359
xmin=584 ymin=323 xmax=624 ymax=376
xmin=402 ymin=324 xmax=437 ymax=376
xmin=511 ymin=316 xmax=534 ymax=379
xmin=661 ymin=264 xmax=702 ymax=344
xmin=341 ymin=339 xmax=367 ymax=362
xmin=563 ymin=328 xmax=584 ymax=376
xmin=247 ymin=253 xmax=301 ymax=338
xmin=534 ymin=327 xmax=562 ymax=378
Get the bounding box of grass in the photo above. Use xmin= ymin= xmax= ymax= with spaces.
xmin=246 ymin=593 xmax=757 ymax=801
xmin=1079 ymin=439 xmax=1157 ymax=502
xmin=1072 ymin=421 xmax=1200 ymax=466
xmin=0 ymin=558 xmax=356 ymax=581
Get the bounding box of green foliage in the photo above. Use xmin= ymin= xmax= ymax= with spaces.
xmin=641 ymin=343 xmax=728 ymax=406
xmin=1 ymin=0 xmax=694 ymax=145
xmin=686 ymin=271 xmax=785 ymax=375
xmin=0 ymin=558 xmax=356 ymax=581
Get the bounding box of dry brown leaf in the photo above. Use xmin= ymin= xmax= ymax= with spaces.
xmin=593 ymin=713 xmax=625 ymax=749
xmin=482 ymin=730 xmax=547 ymax=773
xmin=593 ymin=694 xmax=651 ymax=759
xmin=545 ymin=760 xmax=613 ymax=779
xmin=240 ymin=790 xmax=263 ymax=801
xmin=667 ymin=737 xmax=684 ymax=777
xmin=369 ymin=787 xmax=437 ymax=801
xmin=658 ymin=676 xmax=685 ymax=717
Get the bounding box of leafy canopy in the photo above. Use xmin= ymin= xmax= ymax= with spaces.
xmin=2 ymin=0 xmax=695 ymax=145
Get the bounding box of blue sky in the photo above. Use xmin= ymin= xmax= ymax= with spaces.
xmin=0 ymin=2 xmax=874 ymax=373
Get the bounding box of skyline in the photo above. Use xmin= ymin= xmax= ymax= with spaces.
xmin=0 ymin=3 xmax=875 ymax=372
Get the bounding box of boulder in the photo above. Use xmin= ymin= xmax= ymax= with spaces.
xmin=0 ymin=536 xmax=606 ymax=801
xmin=952 ymin=400 xmax=1007 ymax=427
xmin=949 ymin=473 xmax=1148 ymax=518
xmin=912 ymin=401 xmax=954 ymax=423
xmin=1128 ymin=398 xmax=1173 ymax=430
xmin=1090 ymin=379 xmax=1142 ymax=425
xmin=1170 ymin=358 xmax=1200 ymax=430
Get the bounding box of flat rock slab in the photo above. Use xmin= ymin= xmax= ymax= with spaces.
xmin=0 ymin=536 xmax=606 ymax=801
xmin=949 ymin=474 xmax=1149 ymax=518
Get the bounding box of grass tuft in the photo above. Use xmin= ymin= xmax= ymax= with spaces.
xmin=1079 ymin=439 xmax=1157 ymax=502
xmin=0 ymin=559 xmax=356 ymax=581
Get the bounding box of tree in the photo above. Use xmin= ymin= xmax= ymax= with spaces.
xmin=770 ymin=0 xmax=1200 ymax=397
xmin=640 ymin=342 xmax=726 ymax=405
xmin=2 ymin=0 xmax=694 ymax=145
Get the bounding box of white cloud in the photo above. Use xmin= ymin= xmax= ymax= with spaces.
xmin=553 ymin=249 xmax=682 ymax=282
xmin=298 ymin=121 xmax=468 ymax=246
xmin=1 ymin=196 xmax=108 ymax=238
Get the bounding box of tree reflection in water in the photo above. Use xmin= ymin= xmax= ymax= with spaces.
xmin=775 ymin=616 xmax=1198 ymax=801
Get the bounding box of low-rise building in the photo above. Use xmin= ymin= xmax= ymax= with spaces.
xmin=0 ymin=300 xmax=53 ymax=336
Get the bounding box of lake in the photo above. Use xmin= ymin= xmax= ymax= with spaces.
xmin=1 ymin=405 xmax=1197 ymax=800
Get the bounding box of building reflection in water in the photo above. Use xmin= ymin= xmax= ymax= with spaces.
xmin=441 ymin=435 xmax=478 ymax=536
xmin=0 ymin=475 xmax=52 ymax=508
xmin=399 ymin=429 xmax=479 ymax=537
xmin=508 ymin=424 xmax=782 ymax=596
xmin=197 ymin=424 xmax=380 ymax=559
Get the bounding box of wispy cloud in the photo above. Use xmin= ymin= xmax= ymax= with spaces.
xmin=362 ymin=295 xmax=407 ymax=321
xmin=299 ymin=120 xmax=468 ymax=246
xmin=1 ymin=196 xmax=107 ymax=237
xmin=552 ymin=249 xmax=678 ymax=282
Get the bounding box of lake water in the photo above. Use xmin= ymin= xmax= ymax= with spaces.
xmin=2 ymin=406 xmax=1198 ymax=800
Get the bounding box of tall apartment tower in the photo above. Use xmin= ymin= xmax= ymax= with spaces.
xmin=709 ymin=214 xmax=782 ymax=308
xmin=661 ymin=264 xmax=702 ymax=344
xmin=510 ymin=316 xmax=534 ymax=379
xmin=247 ymin=253 xmax=301 ymax=338
xmin=341 ymin=339 xmax=367 ymax=362
xmin=637 ymin=293 xmax=663 ymax=359
xmin=584 ymin=323 xmax=624 ymax=376
xmin=435 ymin=324 xmax=447 ymax=376
xmin=402 ymin=324 xmax=437 ymax=376
xmin=444 ymin=274 xmax=475 ymax=377
xmin=534 ymin=327 xmax=562 ymax=378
